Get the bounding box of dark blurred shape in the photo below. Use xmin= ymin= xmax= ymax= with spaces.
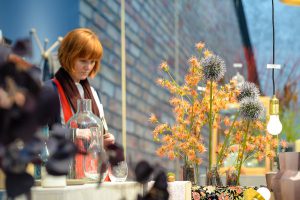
xmin=2 ymin=36 xmax=12 ymax=46
xmin=0 ymin=40 xmax=74 ymax=198
xmin=97 ymin=150 xmax=108 ymax=185
xmin=136 ymin=161 xmax=169 ymax=200
xmin=0 ymin=61 xmax=59 ymax=144
xmin=45 ymin=125 xmax=77 ymax=176
xmin=1 ymin=137 xmax=43 ymax=174
xmin=0 ymin=45 xmax=11 ymax=65
xmin=42 ymin=58 xmax=51 ymax=81
xmin=5 ymin=172 xmax=34 ymax=198
xmin=153 ymin=171 xmax=168 ymax=191
xmin=140 ymin=172 xmax=169 ymax=200
xmin=106 ymin=143 xmax=125 ymax=166
xmin=0 ymin=38 xmax=33 ymax=71
xmin=135 ymin=160 xmax=154 ymax=184
xmin=12 ymin=38 xmax=32 ymax=58
xmin=36 ymin=87 xmax=60 ymax=125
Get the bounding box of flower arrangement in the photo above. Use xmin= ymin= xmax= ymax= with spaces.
xmin=215 ymin=82 xmax=282 ymax=184
xmin=149 ymin=42 xmax=285 ymax=186
xmin=149 ymin=42 xmax=239 ymax=170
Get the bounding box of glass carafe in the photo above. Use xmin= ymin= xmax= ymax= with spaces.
xmin=66 ymin=99 xmax=104 ymax=180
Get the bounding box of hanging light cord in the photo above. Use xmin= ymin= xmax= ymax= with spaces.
xmin=272 ymin=0 xmax=275 ymax=95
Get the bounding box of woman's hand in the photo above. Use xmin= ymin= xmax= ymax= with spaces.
xmin=104 ymin=132 xmax=115 ymax=147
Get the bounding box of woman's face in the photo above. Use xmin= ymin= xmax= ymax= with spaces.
xmin=70 ymin=58 xmax=96 ymax=82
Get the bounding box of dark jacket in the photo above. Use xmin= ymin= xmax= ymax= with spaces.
xmin=43 ymin=79 xmax=62 ymax=126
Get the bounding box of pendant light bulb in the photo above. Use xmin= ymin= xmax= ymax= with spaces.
xmin=267 ymin=96 xmax=282 ymax=135
xmin=267 ymin=115 xmax=282 ymax=135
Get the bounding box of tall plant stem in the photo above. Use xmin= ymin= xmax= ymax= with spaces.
xmin=216 ymin=112 xmax=239 ymax=167
xmin=237 ymin=121 xmax=251 ymax=184
xmin=208 ymin=81 xmax=213 ymax=170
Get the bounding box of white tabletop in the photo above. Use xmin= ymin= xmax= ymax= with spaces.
xmin=0 ymin=181 xmax=192 ymax=200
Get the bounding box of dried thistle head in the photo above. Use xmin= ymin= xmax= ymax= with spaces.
xmin=200 ymin=55 xmax=226 ymax=82
xmin=239 ymin=97 xmax=264 ymax=121
xmin=237 ymin=82 xmax=260 ymax=102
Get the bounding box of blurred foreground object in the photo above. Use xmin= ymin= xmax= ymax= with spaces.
xmin=0 ymin=39 xmax=76 ymax=198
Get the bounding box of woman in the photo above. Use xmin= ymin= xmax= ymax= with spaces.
xmin=45 ymin=28 xmax=115 ymax=178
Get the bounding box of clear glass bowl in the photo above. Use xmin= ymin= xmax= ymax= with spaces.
xmin=108 ymin=161 xmax=128 ymax=182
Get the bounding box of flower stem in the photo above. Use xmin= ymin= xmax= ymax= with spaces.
xmin=208 ymin=81 xmax=213 ymax=170
xmin=216 ymin=112 xmax=239 ymax=167
xmin=236 ymin=121 xmax=250 ymax=184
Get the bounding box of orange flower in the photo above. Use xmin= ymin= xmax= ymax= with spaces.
xmin=197 ymin=144 xmax=206 ymax=153
xmin=149 ymin=113 xmax=158 ymax=123
xmin=169 ymin=97 xmax=181 ymax=105
xmin=153 ymin=123 xmax=169 ymax=137
xmin=271 ymin=138 xmax=278 ymax=148
xmin=230 ymin=145 xmax=239 ymax=152
xmin=280 ymin=140 xmax=288 ymax=149
xmin=224 ymin=116 xmax=231 ymax=126
xmin=159 ymin=61 xmax=169 ymax=72
xmin=162 ymin=135 xmax=172 ymax=143
xmin=190 ymin=89 xmax=198 ymax=98
xmin=188 ymin=56 xmax=200 ymax=68
xmin=254 ymin=121 xmax=264 ymax=130
xmin=156 ymin=147 xmax=166 ymax=157
xmin=203 ymin=49 xmax=212 ymax=57
xmin=188 ymin=149 xmax=196 ymax=160
xmin=195 ymin=42 xmax=205 ymax=50
xmin=156 ymin=78 xmax=164 ymax=86
xmin=168 ymin=151 xmax=175 ymax=160
xmin=235 ymin=131 xmax=243 ymax=143
xmin=195 ymin=158 xmax=203 ymax=165
xmin=185 ymin=74 xmax=200 ymax=87
xmin=245 ymin=144 xmax=255 ymax=152
xmin=266 ymin=150 xmax=276 ymax=159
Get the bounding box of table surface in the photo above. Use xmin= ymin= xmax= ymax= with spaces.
xmin=0 ymin=181 xmax=192 ymax=200
xmin=0 ymin=178 xmax=267 ymax=200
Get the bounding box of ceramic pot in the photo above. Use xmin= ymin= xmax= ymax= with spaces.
xmin=265 ymin=171 xmax=276 ymax=191
xmin=271 ymin=153 xmax=286 ymax=200
xmin=280 ymin=152 xmax=300 ymax=200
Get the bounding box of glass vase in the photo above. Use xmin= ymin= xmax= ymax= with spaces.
xmin=206 ymin=166 xmax=223 ymax=186
xmin=66 ymin=99 xmax=104 ymax=180
xmin=226 ymin=169 xmax=238 ymax=186
xmin=182 ymin=163 xmax=196 ymax=185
